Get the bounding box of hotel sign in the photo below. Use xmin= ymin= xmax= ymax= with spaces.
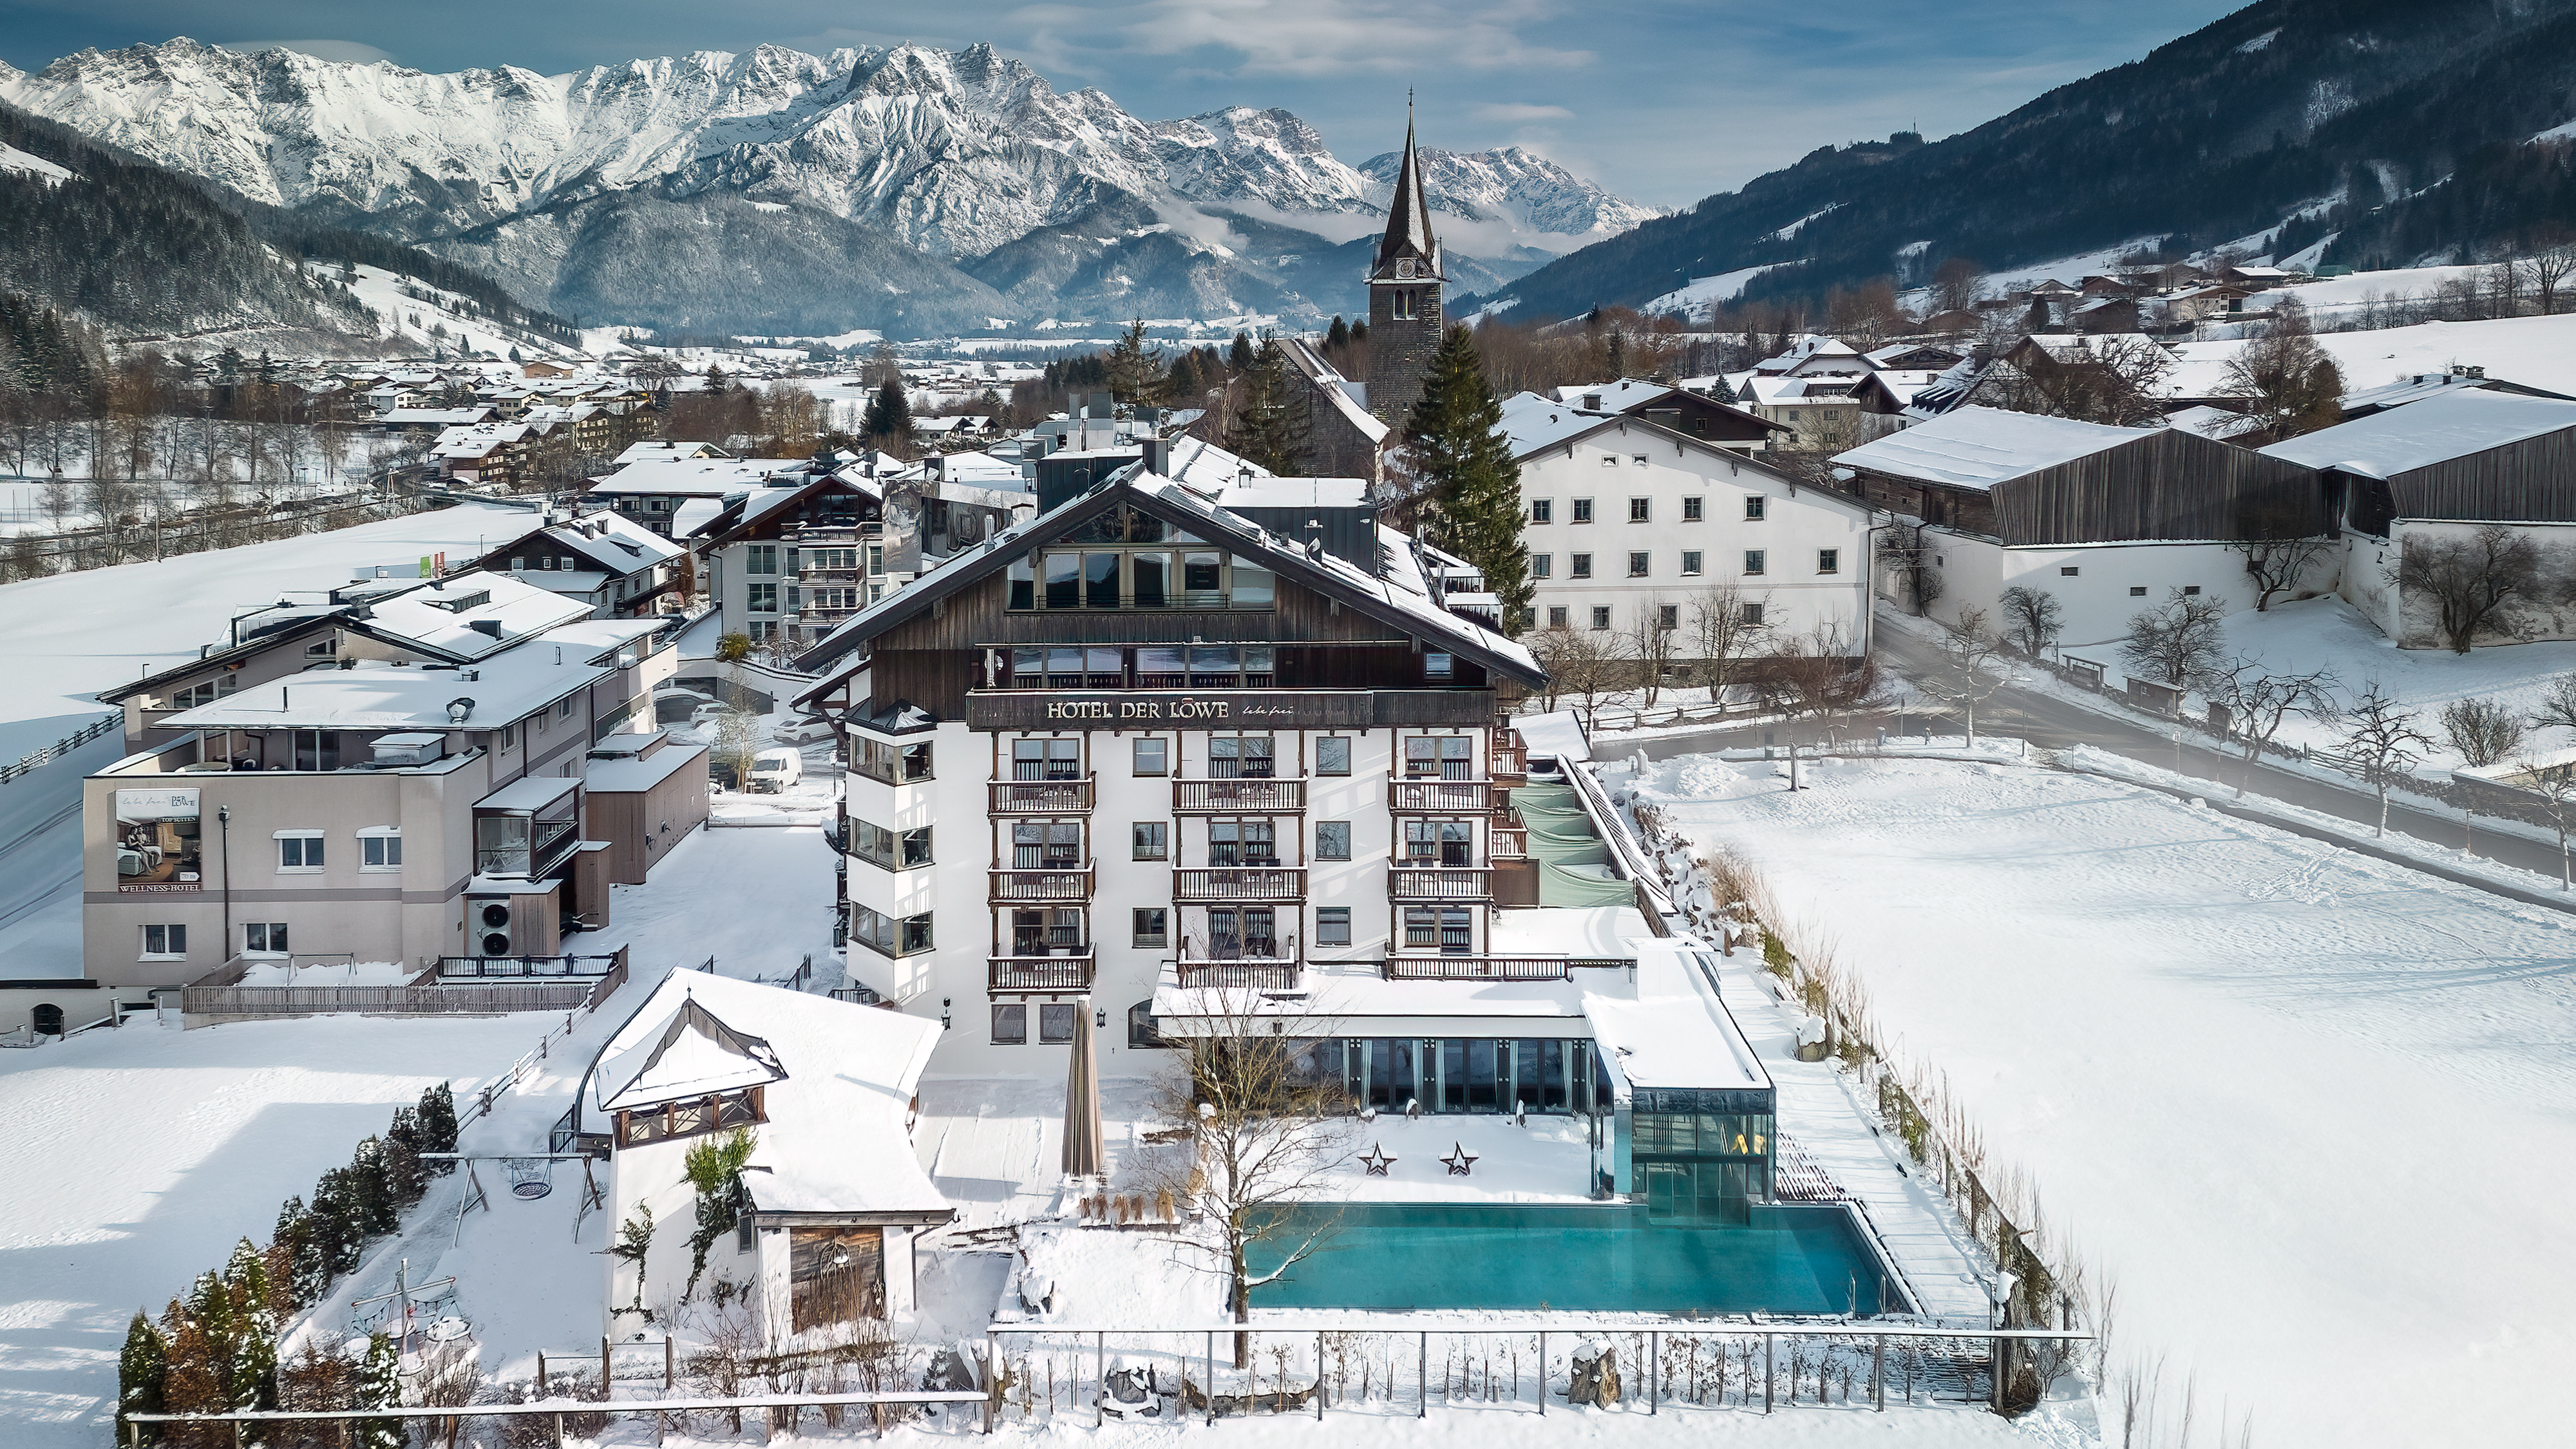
xmin=968 ymin=690 xmax=1490 ymax=732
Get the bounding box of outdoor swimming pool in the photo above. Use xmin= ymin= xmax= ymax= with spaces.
xmin=1246 ymin=1202 xmax=1906 ymax=1316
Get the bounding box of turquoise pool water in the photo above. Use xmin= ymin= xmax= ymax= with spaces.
xmin=1245 ymin=1203 xmax=1904 ymax=1316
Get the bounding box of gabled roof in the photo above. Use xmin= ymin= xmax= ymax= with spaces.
xmin=792 ymin=466 xmax=1542 ymax=689
xmin=598 ymin=996 xmax=788 ymax=1112
xmin=1833 ymin=405 xmax=2152 ymax=491
xmin=484 ymin=511 xmax=687 ymax=574
xmin=694 ymin=471 xmax=883 ymax=547
xmin=2259 ymin=389 xmax=2576 ymax=478
xmin=98 ymin=612 xmax=345 ymax=705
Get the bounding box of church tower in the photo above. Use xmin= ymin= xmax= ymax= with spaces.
xmin=1364 ymin=101 xmax=1443 ymax=430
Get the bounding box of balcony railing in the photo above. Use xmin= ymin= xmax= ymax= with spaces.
xmin=990 ymin=775 xmax=1096 ymax=814
xmin=1173 ymin=867 xmax=1307 ymax=902
xmin=1388 ymin=779 xmax=1494 ymax=813
xmin=1173 ymin=779 xmax=1307 ymax=813
xmin=988 ymin=951 xmax=1096 ymax=992
xmin=1492 ymin=746 xmax=1528 ymax=777
xmin=1383 ymin=955 xmax=1569 ymax=981
xmin=1389 ymin=867 xmax=1493 ymax=900
xmin=1175 ymin=958 xmax=1302 ymax=989
xmin=1491 ymin=827 xmax=1529 ymax=859
xmin=988 ymin=861 xmax=1095 ymax=902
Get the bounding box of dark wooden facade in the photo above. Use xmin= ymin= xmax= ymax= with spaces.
xmin=2353 ymin=426 xmax=2576 ymax=535
xmin=1849 ymin=429 xmax=2324 ymax=546
xmin=1622 ymin=390 xmax=1784 ymax=446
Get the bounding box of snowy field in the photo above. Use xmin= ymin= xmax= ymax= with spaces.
xmin=2061 ymin=594 xmax=2576 ymax=770
xmin=1632 ymin=750 xmax=2576 ymax=1449
xmin=0 ymin=1010 xmax=564 ymax=1445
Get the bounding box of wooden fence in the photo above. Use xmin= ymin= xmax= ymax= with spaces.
xmin=185 ymin=951 xmax=626 ymax=1018
xmin=0 ymin=714 xmax=118 ymax=786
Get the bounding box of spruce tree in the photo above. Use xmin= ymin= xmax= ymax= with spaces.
xmin=1227 ymin=330 xmax=1255 ymax=372
xmin=1325 ymin=316 xmax=1350 ymax=350
xmin=1405 ymin=324 xmax=1533 ymax=632
xmin=223 ymin=1239 xmax=278 ymax=1414
xmin=357 ymin=1333 xmax=403 ymax=1449
xmin=383 ymin=1109 xmax=428 ymax=1208
xmin=861 ymin=379 xmax=912 ymax=445
xmin=309 ymin=1168 xmax=363 ymax=1275
xmin=349 ymin=1138 xmax=398 ymax=1237
xmin=117 ymin=1311 xmax=167 ymax=1447
xmin=1104 ymin=319 xmax=1166 ymax=404
xmin=1350 ymin=321 xmax=1368 ymax=344
xmin=416 ymin=1083 xmax=458 ymax=1165
xmin=1222 ymin=339 xmax=1303 ymax=477
xmin=704 ymin=363 xmax=730 ymax=393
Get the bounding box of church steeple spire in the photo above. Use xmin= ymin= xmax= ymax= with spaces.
xmin=1372 ymin=94 xmax=1441 ymax=282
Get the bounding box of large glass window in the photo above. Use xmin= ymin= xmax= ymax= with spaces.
xmin=1316 ymin=737 xmax=1351 ymax=775
xmin=1315 ymin=820 xmax=1351 ymax=860
xmin=1208 ymin=819 xmax=1278 ymax=865
xmin=1404 ymin=735 xmax=1473 ymax=778
xmin=1132 ymin=551 xmax=1169 ymax=607
xmin=1133 ymin=737 xmax=1168 ymax=775
xmin=851 ymin=820 xmax=932 ymax=869
xmin=850 ymin=904 xmax=934 ymax=956
xmin=1045 ymin=553 xmax=1081 ymax=609
xmin=1013 ymin=739 xmax=1081 ymax=781
xmin=1182 ymin=552 xmax=1224 ymax=606
xmin=1012 ymin=821 xmax=1083 ymax=867
xmin=853 ymin=738 xmax=933 ymax=784
xmin=1404 ymin=819 xmax=1473 ymax=865
xmin=1209 ymin=737 xmax=1274 ymax=779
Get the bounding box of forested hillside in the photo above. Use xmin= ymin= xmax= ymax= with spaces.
xmin=1471 ymin=0 xmax=2576 ymax=319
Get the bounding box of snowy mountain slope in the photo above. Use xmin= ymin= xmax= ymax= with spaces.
xmin=0 ymin=39 xmax=1653 ymax=334
xmin=1358 ymin=146 xmax=1664 ymax=240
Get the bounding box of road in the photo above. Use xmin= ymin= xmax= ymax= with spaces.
xmin=1620 ymin=621 xmax=2576 ymax=904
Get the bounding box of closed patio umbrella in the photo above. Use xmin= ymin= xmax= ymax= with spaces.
xmin=1062 ymin=998 xmax=1105 ymax=1178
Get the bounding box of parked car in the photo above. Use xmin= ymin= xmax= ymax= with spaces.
xmin=773 ymin=717 xmax=835 ymax=744
xmin=688 ymin=702 xmax=741 ymax=731
xmin=654 ymin=687 xmax=715 ymax=724
xmin=747 ymin=747 xmax=804 ymax=793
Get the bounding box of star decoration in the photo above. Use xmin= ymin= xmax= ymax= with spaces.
xmin=1359 ymin=1143 xmax=1396 ymax=1177
xmin=1441 ymin=1143 xmax=1478 ymax=1177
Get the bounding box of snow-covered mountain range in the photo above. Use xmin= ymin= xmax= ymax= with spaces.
xmin=0 ymin=39 xmax=1657 ymax=335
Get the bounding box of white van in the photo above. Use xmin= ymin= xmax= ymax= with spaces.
xmin=748 ymin=747 xmax=804 ymax=793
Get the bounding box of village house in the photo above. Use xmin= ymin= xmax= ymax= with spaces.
xmin=470 ymin=510 xmax=692 ymax=620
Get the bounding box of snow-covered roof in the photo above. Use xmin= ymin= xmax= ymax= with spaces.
xmin=2164 ymin=404 xmax=2264 ymax=440
xmin=1490 ymin=904 xmax=1649 ymax=958
xmin=1549 ymin=379 xmax=1672 ymax=410
xmin=588 ymin=459 xmax=815 ymax=496
xmin=477 ymin=774 xmax=580 ymax=813
xmin=1582 ymin=988 xmax=1770 ymax=1092
xmin=611 ymin=441 xmax=726 ymax=466
xmin=2259 ymin=389 xmax=2576 ymax=477
xmin=2337 ymin=372 xmax=2499 ymax=415
xmin=1741 ymin=375 xmax=1864 ymax=405
xmin=497 ymin=511 xmax=686 ymax=574
xmin=160 ymin=649 xmax=605 ymax=732
xmin=1206 ymin=477 xmax=1369 ymax=510
xmin=1497 ymin=392 xmax=1612 ymax=456
xmin=671 ymin=498 xmax=726 ymax=537
xmin=589 ymin=970 xmax=947 ymax=1219
xmin=356 ymin=571 xmax=596 ymax=659
xmin=1512 ymin=709 xmax=1591 ymax=765
xmin=1833 ymin=405 xmax=2151 ymax=489
xmin=585 ymin=742 xmax=706 ymax=793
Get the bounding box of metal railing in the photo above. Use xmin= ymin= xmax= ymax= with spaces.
xmin=1176 ymin=938 xmax=1301 ymax=989
xmin=985 ymin=1320 xmax=2093 ymax=1423
xmin=989 ymin=862 xmax=1096 ymax=902
xmin=1175 ymin=779 xmax=1307 ymax=812
xmin=989 ymin=952 xmax=1097 ymax=992
xmin=1383 ymin=955 xmax=1571 ymax=980
xmin=436 ymin=952 xmax=623 ymax=979
xmin=991 ymin=775 xmax=1095 ymax=813
xmin=1388 ymin=867 xmax=1494 ymax=900
xmin=1389 ymin=779 xmax=1493 ymax=813
xmin=1173 ymin=867 xmax=1307 ymax=901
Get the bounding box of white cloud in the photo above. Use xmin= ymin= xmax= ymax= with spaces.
xmin=1012 ymin=0 xmax=1587 ymax=79
xmin=1473 ymin=102 xmax=1573 ymax=122
xmin=218 ymin=39 xmax=401 ymax=66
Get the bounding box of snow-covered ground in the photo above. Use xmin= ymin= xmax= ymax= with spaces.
xmin=1633 ymin=750 xmax=2576 ymax=1449
xmin=0 ymin=1010 xmax=570 ymax=1447
xmin=2062 ymin=593 xmax=2576 ymax=770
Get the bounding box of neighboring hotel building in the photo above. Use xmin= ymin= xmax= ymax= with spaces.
xmin=79 ymin=569 xmax=702 ymax=987
xmin=1501 ymin=393 xmax=1876 ymax=649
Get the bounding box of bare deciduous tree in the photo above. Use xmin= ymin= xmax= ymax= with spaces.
xmin=1761 ymin=622 xmax=1883 ymax=742
xmin=1687 ymin=582 xmax=1771 ymax=708
xmin=1883 ymin=524 xmax=1944 ymax=617
xmin=1997 ymin=585 xmax=2064 ymax=657
xmin=1624 ymin=598 xmax=1678 ymax=710
xmin=2526 ymin=670 xmax=2576 ymax=736
xmin=2221 ymin=299 xmax=2343 ymax=442
xmin=2195 ymin=659 xmax=2338 ymax=797
xmin=2441 ymin=696 xmax=2526 ymax=766
xmin=2394 ymin=525 xmax=2540 ymax=653
xmin=1528 ymin=624 xmax=1629 ymax=722
xmin=2521 ymin=244 xmax=2576 ymax=317
xmin=1142 ymin=990 xmax=1356 ymax=1366
xmin=2338 ymin=684 xmax=2434 ymax=837
xmin=2119 ymin=589 xmax=2230 ymax=687
xmin=1921 ymin=607 xmax=2011 ymax=745
xmin=2514 ymin=759 xmax=2576 ymax=889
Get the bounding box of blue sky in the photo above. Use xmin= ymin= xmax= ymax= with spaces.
xmin=0 ymin=1 xmax=2249 ymax=207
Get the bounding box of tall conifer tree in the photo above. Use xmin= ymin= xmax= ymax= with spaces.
xmin=1404 ymin=324 xmax=1531 ymax=632
xmin=117 ymin=1311 xmax=167 ymax=1446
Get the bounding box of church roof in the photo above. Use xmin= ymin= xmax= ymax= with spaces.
xmin=1372 ymin=105 xmax=1442 ymax=281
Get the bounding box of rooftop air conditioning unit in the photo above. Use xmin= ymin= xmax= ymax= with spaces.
xmin=472 ymin=897 xmax=516 ymax=958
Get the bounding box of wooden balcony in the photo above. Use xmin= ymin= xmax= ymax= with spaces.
xmin=1173 ymin=867 xmax=1307 ymax=902
xmin=987 ymin=951 xmax=1096 ymax=992
xmin=1388 ymin=867 xmax=1493 ymax=901
xmin=1383 ymin=955 xmax=1569 ymax=981
xmin=990 ymin=775 xmax=1095 ymax=814
xmin=1490 ymin=826 xmax=1529 ymax=859
xmin=1173 ymin=778 xmax=1307 ymax=813
xmin=988 ymin=861 xmax=1095 ymax=902
xmin=1388 ymin=779 xmax=1494 ymax=813
xmin=1491 ymin=745 xmax=1528 ymax=780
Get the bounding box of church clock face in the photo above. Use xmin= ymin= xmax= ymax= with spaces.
xmin=1396 ymin=258 xmax=1418 ymax=280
